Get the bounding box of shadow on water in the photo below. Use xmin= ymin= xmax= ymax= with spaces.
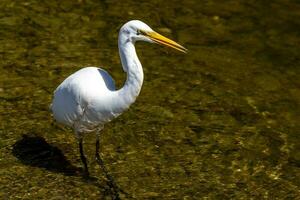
xmin=12 ymin=134 xmax=80 ymax=176
xmin=12 ymin=134 xmax=131 ymax=200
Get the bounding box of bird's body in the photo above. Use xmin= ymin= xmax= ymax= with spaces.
xmin=50 ymin=20 xmax=186 ymax=182
xmin=51 ymin=67 xmax=117 ymax=133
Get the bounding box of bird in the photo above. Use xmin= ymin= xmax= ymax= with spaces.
xmin=50 ymin=20 xmax=187 ymax=181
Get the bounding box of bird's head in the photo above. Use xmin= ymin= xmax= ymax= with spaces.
xmin=119 ymin=20 xmax=187 ymax=53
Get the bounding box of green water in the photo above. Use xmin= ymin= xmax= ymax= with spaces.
xmin=1 ymin=0 xmax=300 ymax=199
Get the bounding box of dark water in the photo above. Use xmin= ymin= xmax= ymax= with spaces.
xmin=1 ymin=0 xmax=300 ymax=199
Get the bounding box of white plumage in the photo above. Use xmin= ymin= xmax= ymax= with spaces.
xmin=51 ymin=67 xmax=118 ymax=133
xmin=50 ymin=20 xmax=187 ymax=178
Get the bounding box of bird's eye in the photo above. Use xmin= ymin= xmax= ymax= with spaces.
xmin=137 ymin=30 xmax=141 ymax=35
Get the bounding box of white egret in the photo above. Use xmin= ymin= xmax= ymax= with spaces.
xmin=50 ymin=20 xmax=187 ymax=180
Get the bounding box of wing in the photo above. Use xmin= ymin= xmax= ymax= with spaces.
xmin=50 ymin=67 xmax=116 ymax=128
xmin=97 ymin=68 xmax=116 ymax=91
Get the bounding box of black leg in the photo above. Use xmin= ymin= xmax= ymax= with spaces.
xmin=79 ymin=138 xmax=89 ymax=177
xmin=95 ymin=137 xmax=120 ymax=200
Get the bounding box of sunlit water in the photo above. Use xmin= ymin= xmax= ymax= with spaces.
xmin=0 ymin=0 xmax=299 ymax=199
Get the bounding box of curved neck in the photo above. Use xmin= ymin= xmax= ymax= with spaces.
xmin=114 ymin=35 xmax=144 ymax=113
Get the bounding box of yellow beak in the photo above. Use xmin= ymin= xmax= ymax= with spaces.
xmin=142 ymin=31 xmax=187 ymax=53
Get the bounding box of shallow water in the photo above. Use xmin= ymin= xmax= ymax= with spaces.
xmin=0 ymin=0 xmax=300 ymax=199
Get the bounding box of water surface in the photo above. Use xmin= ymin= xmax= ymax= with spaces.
xmin=0 ymin=0 xmax=300 ymax=199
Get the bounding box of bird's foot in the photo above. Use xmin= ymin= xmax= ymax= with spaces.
xmin=77 ymin=165 xmax=89 ymax=176
xmin=82 ymin=173 xmax=98 ymax=183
